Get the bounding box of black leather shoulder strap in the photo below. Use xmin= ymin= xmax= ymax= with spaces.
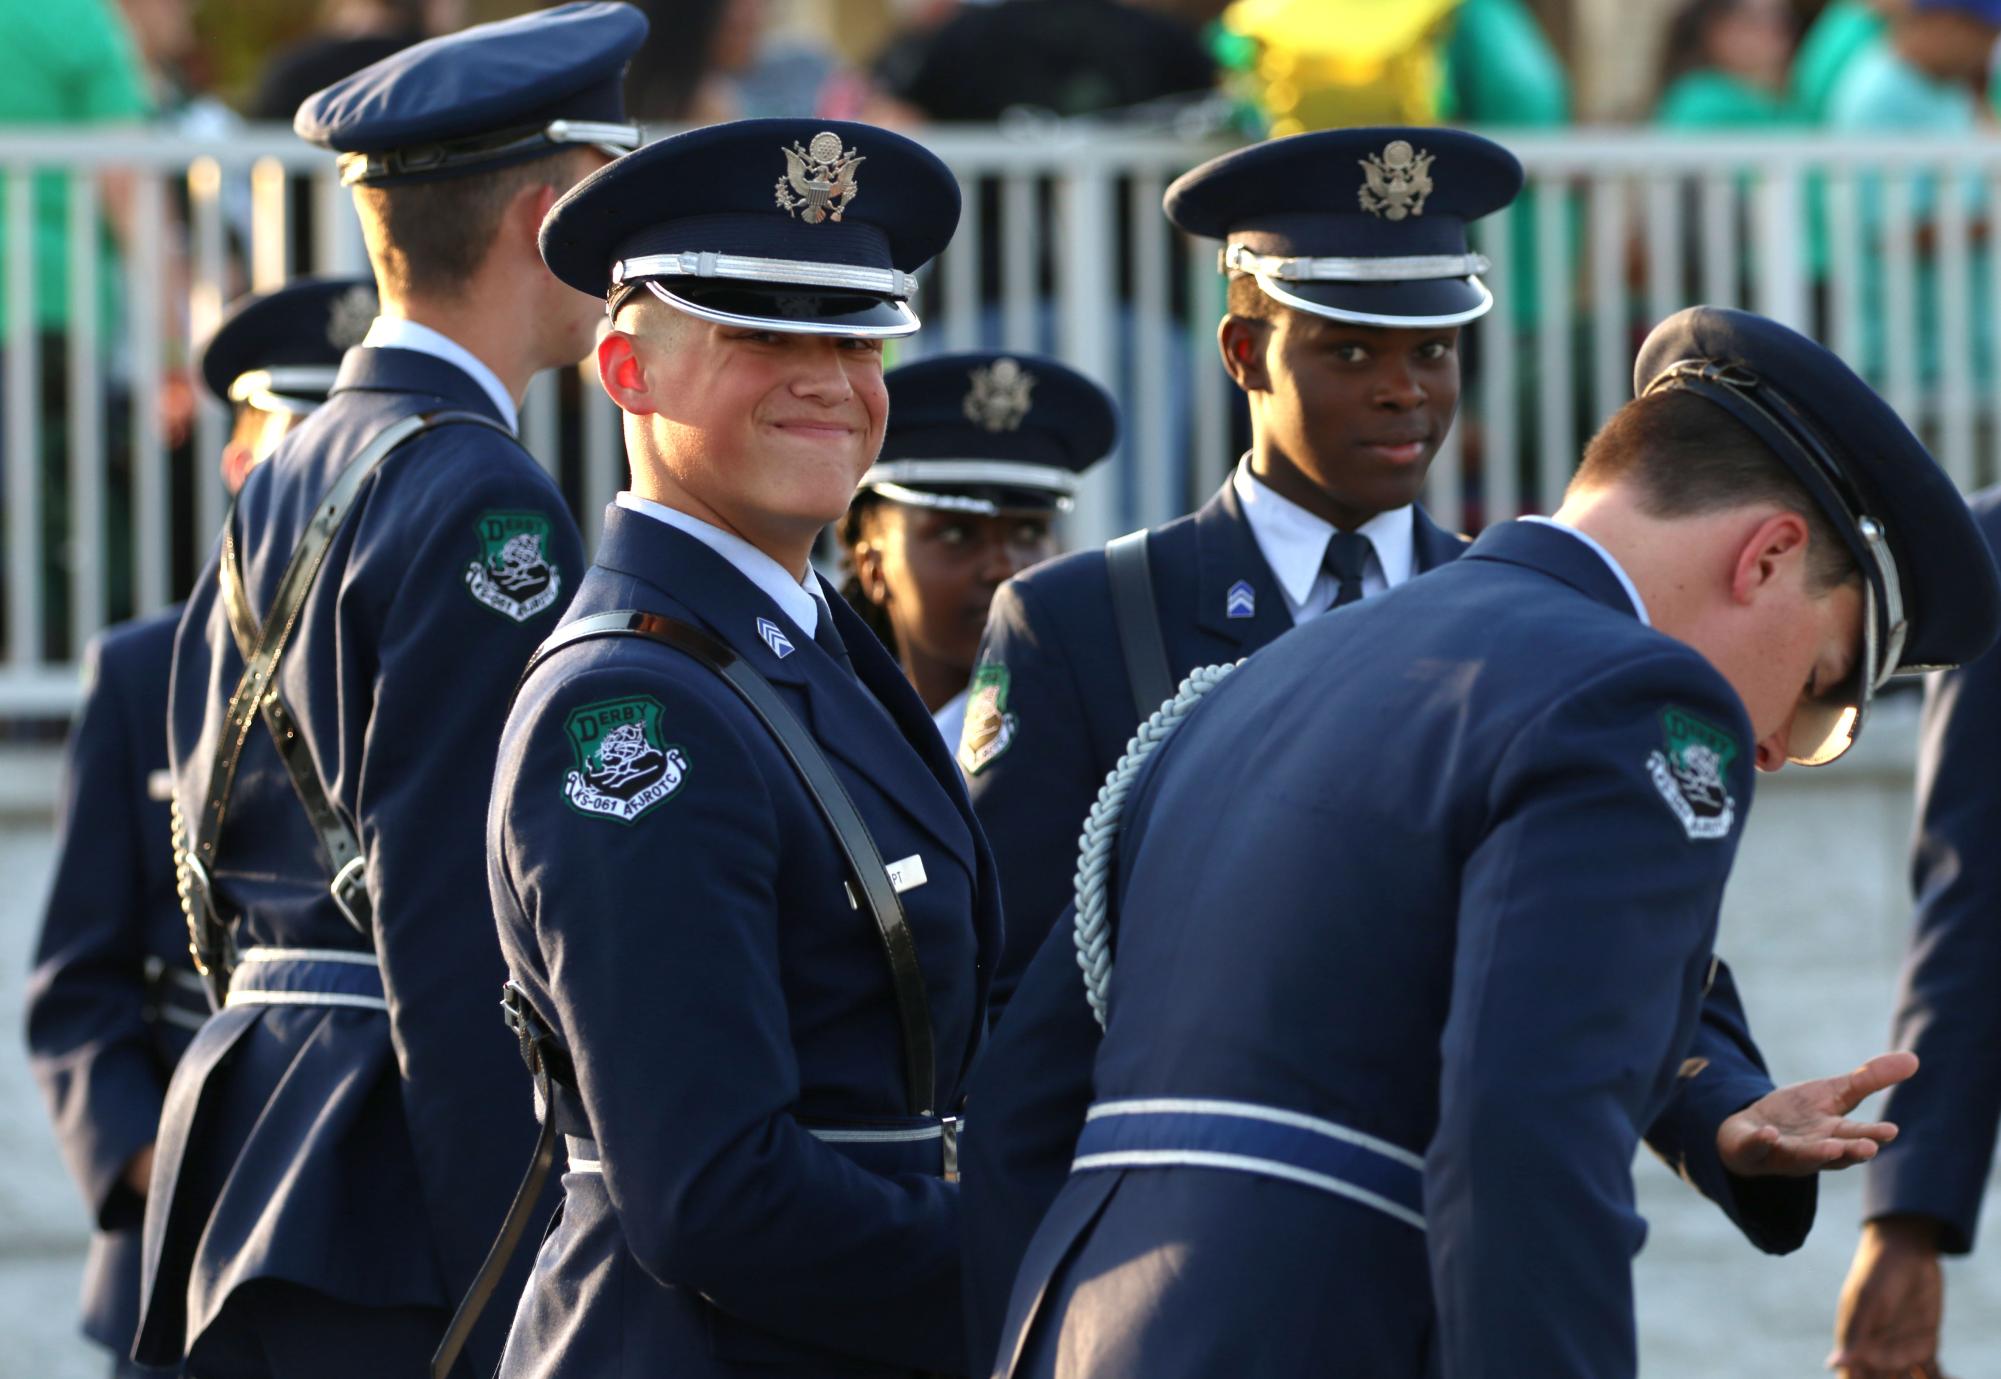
xmin=196 ymin=409 xmax=515 ymax=937
xmin=519 ymin=609 xmax=937 ymax=1117
xmin=1105 ymin=529 xmax=1176 ymax=722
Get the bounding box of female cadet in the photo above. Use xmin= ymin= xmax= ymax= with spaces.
xmin=482 ymin=119 xmax=998 ymax=1378
xmin=839 ymin=350 xmax=1116 ymax=747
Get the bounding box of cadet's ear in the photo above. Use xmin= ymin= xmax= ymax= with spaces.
xmin=853 ymin=536 xmax=890 ymax=605
xmin=1219 ymin=316 xmax=1272 ymax=393
xmin=1729 ymin=509 xmax=1812 ymax=606
xmin=597 ymin=330 xmax=655 ymax=415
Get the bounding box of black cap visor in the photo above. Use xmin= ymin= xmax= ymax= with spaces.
xmin=627 ymin=279 xmax=917 ymax=338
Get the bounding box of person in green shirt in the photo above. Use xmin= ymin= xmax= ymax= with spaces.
xmin=1794 ymin=0 xmax=1900 ymax=122
xmin=0 ymin=0 xmax=152 ymax=338
xmin=1656 ymin=0 xmax=1801 ymax=128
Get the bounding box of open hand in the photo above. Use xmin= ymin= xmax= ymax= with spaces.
xmin=1716 ymin=1052 xmax=1917 ymax=1178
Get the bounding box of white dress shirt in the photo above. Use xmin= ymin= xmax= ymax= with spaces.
xmin=361 ymin=316 xmax=519 ymax=432
xmin=614 ymin=492 xmax=824 ymax=635
xmin=1516 ymin=515 xmax=1652 ymax=626
xmin=1232 ymin=455 xmax=1418 ymax=624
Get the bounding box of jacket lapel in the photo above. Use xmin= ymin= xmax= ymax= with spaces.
xmin=1191 ymin=480 xmax=1293 ymax=656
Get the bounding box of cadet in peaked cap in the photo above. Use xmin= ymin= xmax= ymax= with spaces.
xmin=476 ymin=119 xmax=996 ymax=1377
xmin=26 ymin=277 xmax=366 ymax=1379
xmin=985 ymin=304 xmax=1994 ymax=1379
xmin=840 ymin=351 xmax=1118 ymax=750
xmin=198 ymin=275 xmax=377 ymax=488
xmin=140 ymin=8 xmax=647 ymax=1376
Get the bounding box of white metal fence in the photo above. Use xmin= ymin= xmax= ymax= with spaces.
xmin=4 ymin=124 xmax=2001 ymax=712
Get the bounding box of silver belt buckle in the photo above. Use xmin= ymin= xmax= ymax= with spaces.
xmin=330 ymin=856 xmax=370 ymax=935
xmin=941 ymin=1115 xmax=961 ymax=1183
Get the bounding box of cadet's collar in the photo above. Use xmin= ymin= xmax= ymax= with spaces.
xmin=1231 ymin=455 xmax=1415 ymax=608
xmin=612 ymin=493 xmax=820 ymax=636
xmin=1515 ymin=517 xmax=1650 ymax=626
xmin=1464 ymin=519 xmax=1649 ymax=623
xmin=360 ymin=317 xmax=517 ymax=431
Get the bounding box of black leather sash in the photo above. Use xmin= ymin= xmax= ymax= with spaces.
xmin=179 ymin=409 xmax=511 ymax=1002
xmin=433 ymin=607 xmax=941 ymax=1379
xmin=1105 ymin=530 xmax=1176 ymax=721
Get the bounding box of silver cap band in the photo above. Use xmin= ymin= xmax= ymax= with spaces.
xmin=862 ymin=458 xmax=1081 ymax=495
xmin=338 ymin=119 xmax=642 ymax=186
xmin=615 ymin=251 xmax=919 ymax=300
xmin=1222 ymin=244 xmax=1492 ymax=283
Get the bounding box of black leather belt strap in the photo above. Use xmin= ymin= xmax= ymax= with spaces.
xmin=191 ymin=409 xmax=511 ymax=963
xmin=430 ymin=982 xmax=565 ymax=1379
xmin=1105 ymin=530 xmax=1176 ymax=722
xmin=521 ymin=609 xmax=937 ymax=1115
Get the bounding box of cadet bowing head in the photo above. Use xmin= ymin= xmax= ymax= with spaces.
xmin=540 ymin=117 xmax=961 ymax=569
xmin=843 ymin=351 xmax=1117 ymax=684
xmin=1566 ymin=305 xmax=2001 ymax=771
xmin=1166 ymin=127 xmax=1521 ymax=530
xmin=295 ymin=2 xmax=649 ymax=366
xmin=198 ymin=276 xmax=378 ymax=492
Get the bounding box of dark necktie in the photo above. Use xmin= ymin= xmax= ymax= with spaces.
xmin=1323 ymin=530 xmax=1374 ymax=609
xmin=812 ymin=602 xmax=856 ymax=676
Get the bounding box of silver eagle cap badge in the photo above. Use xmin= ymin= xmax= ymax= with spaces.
xmin=326 ymin=284 xmax=380 ymax=349
xmin=1358 ymin=139 xmax=1435 ymax=222
xmin=776 ymin=131 xmax=864 ymax=225
xmin=964 ymin=357 xmax=1036 ymax=432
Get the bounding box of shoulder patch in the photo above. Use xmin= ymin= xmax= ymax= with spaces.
xmin=1646 ymin=706 xmax=1738 ymax=841
xmin=958 ymin=663 xmax=1018 ymax=776
xmin=465 ymin=509 xmax=562 ymax=622
xmin=562 ymin=696 xmax=689 ymax=823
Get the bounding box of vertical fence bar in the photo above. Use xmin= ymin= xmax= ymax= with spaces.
xmin=313 ymin=166 xmax=365 ymax=275
xmin=582 ymin=381 xmax=619 ymax=548
xmin=522 ymin=369 xmax=559 ymax=476
xmin=1935 ymin=156 xmax=1976 ymax=488
xmin=128 ymin=172 xmax=168 ymax=614
xmin=250 ymin=155 xmax=290 ymax=291
xmin=1882 ymin=171 xmax=1918 ymax=424
xmin=1426 ymin=415 xmax=1465 ymax=535
xmin=1826 ymin=168 xmax=1863 ymax=368
xmin=1699 ymin=173 xmax=1737 ymax=309
xmin=1056 ymin=165 xmax=1119 ymax=545
xmin=1588 ymin=174 xmax=1628 ymax=434
xmin=1751 ymin=161 xmax=1807 ymax=330
xmin=1989 ymin=173 xmax=2001 ymax=486
xmin=1534 ymin=173 xmax=1573 ymax=512
xmin=1186 ymin=239 xmax=1229 ymax=505
xmin=6 ymin=165 xmax=40 ymax=666
xmin=940 ymin=167 xmax=981 ymax=353
xmin=1475 ymin=207 xmax=1517 ymax=526
xmin=188 ymin=157 xmax=229 ymax=545
xmin=1001 ymin=172 xmax=1036 ymax=353
xmin=67 ymin=174 xmax=104 ymax=649
xmin=1644 ymin=172 xmax=1684 ymax=329
xmin=1129 ymin=170 xmax=1172 ymax=531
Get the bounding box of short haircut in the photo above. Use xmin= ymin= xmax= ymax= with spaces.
xmin=355 ymin=153 xmax=578 ymax=297
xmin=1574 ymin=388 xmax=1859 ymax=591
xmin=1225 ymin=272 xmax=1280 ymax=325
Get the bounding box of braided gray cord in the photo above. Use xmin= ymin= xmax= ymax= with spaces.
xmin=1073 ymin=661 xmax=1240 ymax=1029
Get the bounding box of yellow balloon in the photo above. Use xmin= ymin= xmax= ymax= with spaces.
xmin=1223 ymin=0 xmax=1465 ymax=61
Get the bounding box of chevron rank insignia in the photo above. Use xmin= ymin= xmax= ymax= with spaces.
xmin=1225 ymin=580 xmax=1256 ymax=620
xmin=757 ymin=617 xmax=795 ymax=659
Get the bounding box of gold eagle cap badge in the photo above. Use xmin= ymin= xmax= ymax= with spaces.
xmin=1358 ymin=140 xmax=1435 ymax=222
xmin=776 ymin=131 xmax=864 ymax=225
xmin=326 ymin=284 xmax=379 ymax=349
xmin=964 ymin=357 xmax=1036 ymax=432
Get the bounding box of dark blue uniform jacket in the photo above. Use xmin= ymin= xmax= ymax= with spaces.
xmin=960 ymin=492 xmax=1812 ymax=1371
xmin=139 ymin=348 xmax=582 ymax=1372
xmin=992 ymin=520 xmax=1767 ymax=1379
xmin=26 ymin=608 xmax=201 ymax=1359
xmin=1865 ymin=487 xmax=2001 ymax=1252
xmin=488 ymin=504 xmax=999 ymax=1378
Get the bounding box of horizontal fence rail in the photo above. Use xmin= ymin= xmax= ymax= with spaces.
xmin=3 ymin=125 xmax=2000 ymax=713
